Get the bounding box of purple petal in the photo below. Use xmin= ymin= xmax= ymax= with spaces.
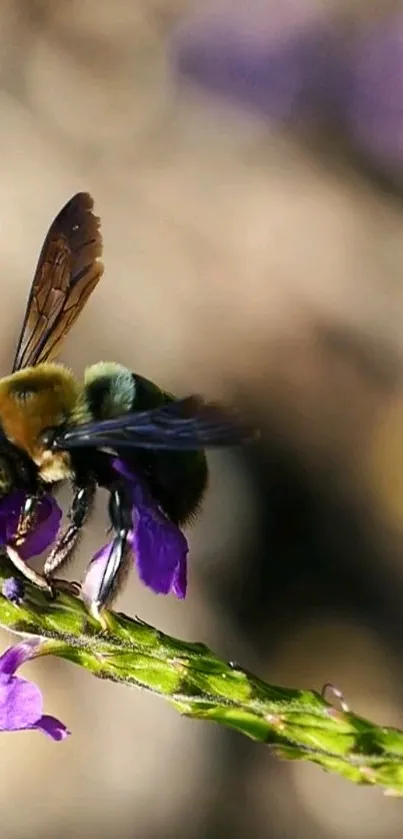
xmin=18 ymin=496 xmax=62 ymax=559
xmin=112 ymin=458 xmax=156 ymax=509
xmin=0 ymin=492 xmax=26 ymax=543
xmin=172 ymin=549 xmax=187 ymax=599
xmin=34 ymin=715 xmax=70 ymax=741
xmin=81 ymin=543 xmax=111 ymax=605
xmin=134 ymin=505 xmax=189 ymax=597
xmin=0 ymin=641 xmax=70 ymax=737
xmin=0 ymin=675 xmax=43 ymax=730
xmin=2 ymin=577 xmax=25 ymax=605
xmin=0 ymin=491 xmax=62 ymax=559
xmin=111 ymin=456 xmax=189 ymax=598
xmin=0 ymin=640 xmax=40 ymax=677
xmin=112 ymin=458 xmax=137 ymax=483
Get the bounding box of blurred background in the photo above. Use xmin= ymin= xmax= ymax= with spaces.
xmin=2 ymin=0 xmax=403 ymax=836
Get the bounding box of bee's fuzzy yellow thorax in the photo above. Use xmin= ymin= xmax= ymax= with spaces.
xmin=0 ymin=363 xmax=80 ymax=475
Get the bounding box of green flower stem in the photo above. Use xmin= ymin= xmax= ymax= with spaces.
xmin=0 ymin=556 xmax=403 ymax=794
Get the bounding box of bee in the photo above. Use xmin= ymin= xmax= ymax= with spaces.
xmin=0 ymin=193 xmax=253 ymax=616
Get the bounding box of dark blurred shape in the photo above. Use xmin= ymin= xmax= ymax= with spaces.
xmin=211 ymin=437 xmax=400 ymax=646
xmin=195 ymin=426 xmax=403 ymax=839
xmin=314 ymin=323 xmax=401 ymax=391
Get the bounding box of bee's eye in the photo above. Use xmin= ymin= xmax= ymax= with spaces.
xmin=40 ymin=427 xmax=57 ymax=448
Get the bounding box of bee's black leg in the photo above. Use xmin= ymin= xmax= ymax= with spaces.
xmin=6 ymin=493 xmax=53 ymax=592
xmin=44 ymin=483 xmax=96 ymax=585
xmin=15 ymin=492 xmax=42 ymax=544
xmin=5 ymin=545 xmax=53 ymax=592
xmin=86 ymin=486 xmax=132 ymax=621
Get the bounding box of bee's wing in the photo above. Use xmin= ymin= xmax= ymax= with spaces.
xmin=12 ymin=192 xmax=103 ymax=371
xmin=52 ymin=396 xmax=257 ymax=451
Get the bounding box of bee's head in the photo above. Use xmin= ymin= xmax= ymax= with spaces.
xmin=0 ymin=364 xmax=79 ymax=477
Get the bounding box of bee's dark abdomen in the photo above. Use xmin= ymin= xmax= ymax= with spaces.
xmin=129 ymin=373 xmax=209 ymax=524
xmin=134 ymin=448 xmax=208 ymax=525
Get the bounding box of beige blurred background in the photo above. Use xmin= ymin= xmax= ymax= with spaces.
xmin=2 ymin=0 xmax=403 ymax=837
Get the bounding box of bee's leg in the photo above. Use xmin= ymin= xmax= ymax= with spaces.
xmin=15 ymin=493 xmax=41 ymax=543
xmin=86 ymin=486 xmax=132 ymax=622
xmin=5 ymin=492 xmax=53 ymax=593
xmin=5 ymin=545 xmax=52 ymax=593
xmin=43 ymin=482 xmax=96 ymax=586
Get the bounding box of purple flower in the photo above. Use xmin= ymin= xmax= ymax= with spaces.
xmin=0 ymin=490 xmax=62 ymax=559
xmin=0 ymin=638 xmax=69 ymax=739
xmin=82 ymin=459 xmax=188 ymax=602
xmin=2 ymin=577 xmax=24 ymax=605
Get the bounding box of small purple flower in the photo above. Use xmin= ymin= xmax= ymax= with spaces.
xmin=2 ymin=577 xmax=24 ymax=605
xmin=82 ymin=459 xmax=189 ymax=602
xmin=0 ymin=638 xmax=69 ymax=739
xmin=0 ymin=490 xmax=62 ymax=560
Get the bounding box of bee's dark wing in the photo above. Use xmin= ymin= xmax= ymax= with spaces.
xmin=12 ymin=192 xmax=103 ymax=371
xmin=53 ymin=397 xmax=256 ymax=451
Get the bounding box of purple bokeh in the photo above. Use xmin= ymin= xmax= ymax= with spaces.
xmin=344 ymin=12 xmax=403 ymax=172
xmin=172 ymin=1 xmax=341 ymax=123
xmin=172 ymin=3 xmax=403 ymax=174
